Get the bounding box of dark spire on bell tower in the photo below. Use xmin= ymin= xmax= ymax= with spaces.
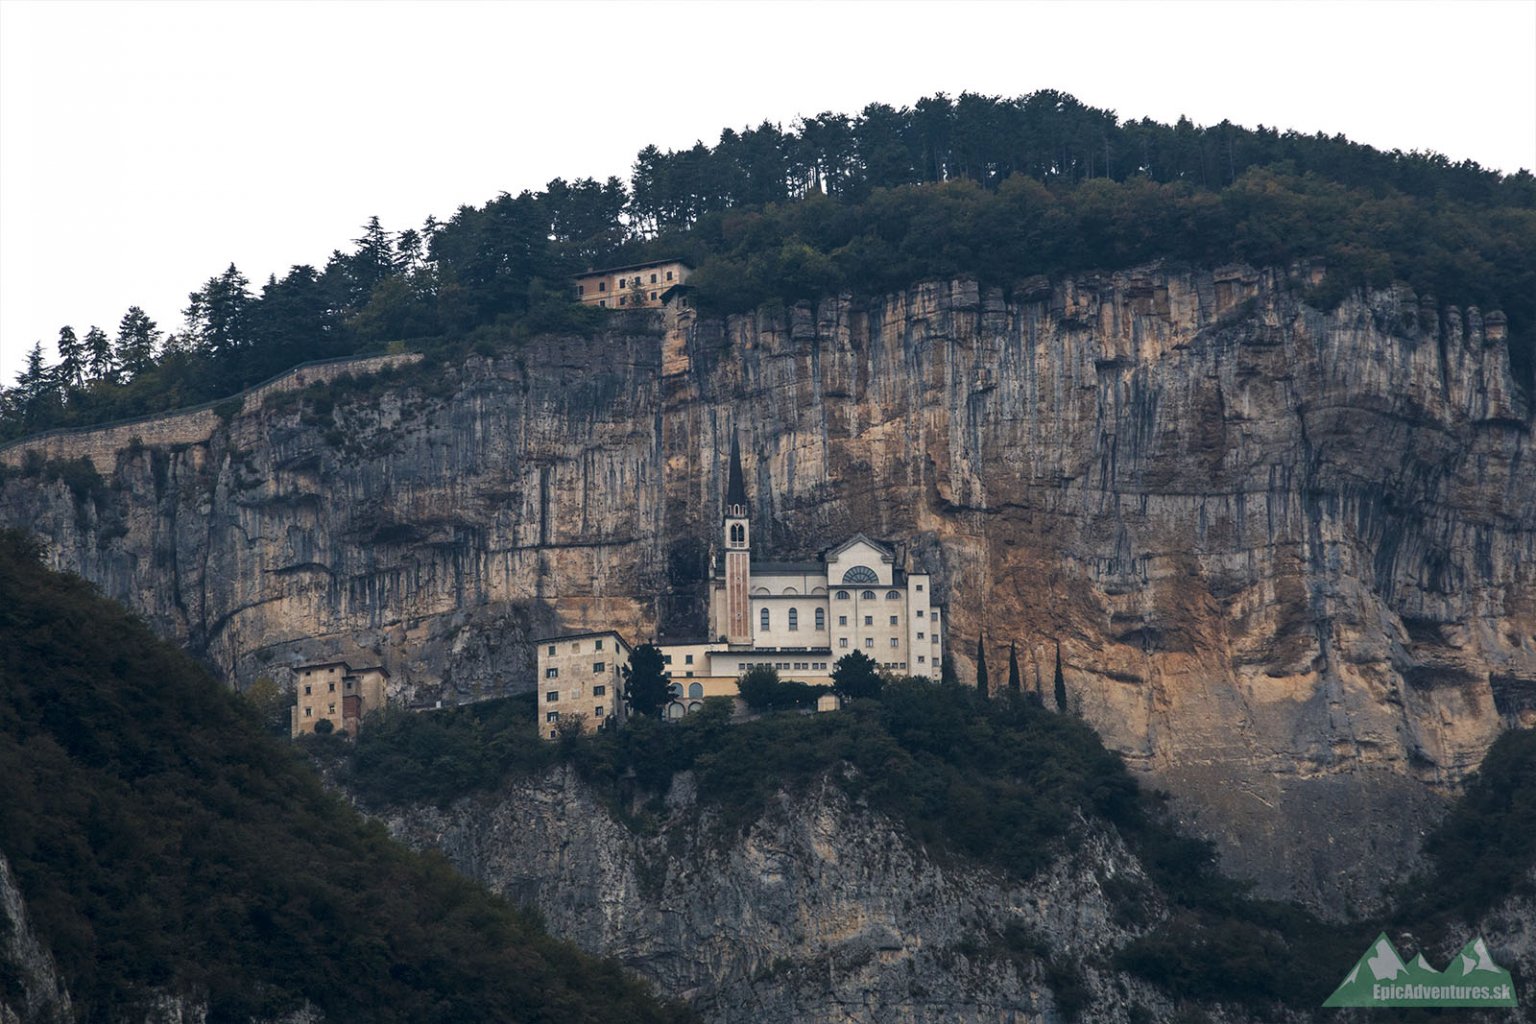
xmin=725 ymin=434 xmax=748 ymax=512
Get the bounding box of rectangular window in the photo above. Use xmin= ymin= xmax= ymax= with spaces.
xmin=917 ymin=609 xmax=925 ymax=618
xmin=599 ymin=299 xmax=606 ymax=307
xmin=546 ymin=711 xmax=559 ymax=723
xmin=650 ymin=291 xmax=657 ymax=300
xmin=890 ymin=637 xmax=899 ymax=647
xmin=577 ymin=284 xmax=585 ymax=296
xmin=916 ymin=584 xmax=924 ymax=592
xmin=917 ymin=632 xmax=925 ymax=640
xmin=547 ymin=644 xmax=556 ymax=655
xmin=889 ymin=615 xmax=899 ymax=626
xmin=595 ymin=639 xmax=604 ymax=651
xmin=666 ymin=270 xmax=674 ymax=281
xmin=864 ymin=638 xmax=874 ymax=648
xmin=593 ymin=685 xmax=605 ymax=697
xmin=545 ymin=667 xmax=559 ymax=679
xmin=571 ymin=642 xmax=580 ymax=652
xmin=685 ymin=654 xmax=694 ymax=664
xmin=651 ymin=273 xmax=658 ymax=283
xmin=839 ymin=615 xmax=847 ymax=626
xmin=864 ymin=615 xmax=873 ymax=626
xmin=304 ymin=707 xmax=312 ymax=717
xmin=737 ymin=662 xmax=745 ymax=670
xmin=619 ymin=296 xmax=626 ymax=306
xmin=599 ymin=281 xmax=606 ymax=291
xmin=328 ymin=682 xmax=336 ymax=692
xmin=328 ymin=703 xmax=336 ymax=714
xmin=663 ymin=655 xmax=673 ymax=664
xmin=304 ymin=684 xmax=312 ymax=696
xmin=918 ymin=655 xmax=926 ymax=664
xmin=546 ymin=690 xmax=558 ymax=702
xmin=594 ymin=706 xmax=604 ymax=717
xmin=839 ymin=638 xmax=849 ymax=648
xmin=593 ymin=662 xmax=605 ymax=673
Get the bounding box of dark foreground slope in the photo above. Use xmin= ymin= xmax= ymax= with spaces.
xmin=0 ymin=530 xmax=692 ymax=1024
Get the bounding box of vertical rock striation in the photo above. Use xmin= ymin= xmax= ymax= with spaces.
xmin=2 ymin=264 xmax=1531 ymax=906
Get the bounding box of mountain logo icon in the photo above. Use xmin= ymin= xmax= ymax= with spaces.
xmin=1323 ymin=933 xmax=1518 ymax=1007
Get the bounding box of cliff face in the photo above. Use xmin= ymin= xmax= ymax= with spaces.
xmin=2 ymin=265 xmax=1532 ymax=907
xmin=384 ymin=767 xmax=1167 ymax=1024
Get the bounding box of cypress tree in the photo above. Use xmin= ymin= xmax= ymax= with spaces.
xmin=975 ymin=636 xmax=989 ymax=698
xmin=1007 ymin=642 xmax=1021 ymax=693
xmin=1053 ymin=641 xmax=1068 ymax=713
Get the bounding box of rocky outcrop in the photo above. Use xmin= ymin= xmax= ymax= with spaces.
xmin=2 ymin=265 xmax=1531 ymax=908
xmin=0 ymin=854 xmax=71 ymax=1024
xmin=384 ymin=766 xmax=1174 ymax=1024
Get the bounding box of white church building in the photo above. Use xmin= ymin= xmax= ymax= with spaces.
xmin=535 ymin=439 xmax=944 ymax=731
xmin=695 ymin=437 xmax=944 ymax=684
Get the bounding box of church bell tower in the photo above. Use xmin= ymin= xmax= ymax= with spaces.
xmin=723 ymin=435 xmax=752 ymax=646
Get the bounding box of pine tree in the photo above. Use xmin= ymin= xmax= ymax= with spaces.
xmin=81 ymin=327 xmax=110 ymax=384
xmin=1008 ymin=642 xmax=1021 ymax=693
xmin=115 ymin=306 xmax=160 ymax=377
xmin=975 ymin=636 xmax=989 ymax=698
xmin=55 ymin=326 xmax=83 ymax=391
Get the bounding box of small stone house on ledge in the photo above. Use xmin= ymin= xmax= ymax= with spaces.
xmin=290 ymin=660 xmax=389 ymax=737
xmin=573 ymin=259 xmax=692 ymax=309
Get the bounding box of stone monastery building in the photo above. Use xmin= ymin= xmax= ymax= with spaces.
xmin=572 ymin=258 xmax=691 ymax=309
xmin=290 ymin=661 xmax=388 ymax=737
xmin=535 ymin=438 xmax=944 ymax=736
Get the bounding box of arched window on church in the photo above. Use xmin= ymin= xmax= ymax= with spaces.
xmin=788 ymin=608 xmax=799 ymax=631
xmin=835 ymin=590 xmax=849 ymax=600
xmin=688 ymin=682 xmax=703 ymax=698
xmin=841 ymin=565 xmax=878 ymax=584
xmin=886 ymin=590 xmax=900 ymax=600
xmin=730 ymin=523 xmax=745 ymax=545
xmin=862 ymin=590 xmax=876 ymax=600
xmin=815 ymin=608 xmax=825 ymax=630
xmin=760 ymin=607 xmax=770 ymax=631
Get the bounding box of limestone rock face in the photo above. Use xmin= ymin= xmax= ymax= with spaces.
xmin=384 ymin=767 xmax=1169 ymax=1024
xmin=2 ymin=265 xmax=1532 ymax=908
xmin=0 ymin=854 xmax=72 ymax=1024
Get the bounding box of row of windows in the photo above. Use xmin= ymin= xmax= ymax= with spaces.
xmin=546 ymin=639 xmax=606 ymax=656
xmin=302 ymin=703 xmax=339 ymax=718
xmin=733 ymin=661 xmax=829 ymax=671
xmin=668 ymin=682 xmax=707 ymax=698
xmin=546 ymin=685 xmax=607 ymax=702
xmin=577 ymin=270 xmax=676 ymax=295
xmin=760 ymin=607 xmax=828 ymax=631
xmin=545 ymin=706 xmax=606 ymax=723
xmin=836 ymin=637 xmax=906 ymax=649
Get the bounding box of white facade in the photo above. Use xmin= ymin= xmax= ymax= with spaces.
xmin=706 ymin=533 xmax=943 ymax=682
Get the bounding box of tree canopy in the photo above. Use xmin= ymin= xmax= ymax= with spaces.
xmin=832 ymin=651 xmax=882 ymax=700
xmin=5 ymin=89 xmax=1532 ymax=442
xmin=0 ymin=531 xmax=691 ymax=1023
xmin=623 ymin=643 xmax=671 ymax=718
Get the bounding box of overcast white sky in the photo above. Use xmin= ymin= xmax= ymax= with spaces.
xmin=2 ymin=0 xmax=1533 ymax=383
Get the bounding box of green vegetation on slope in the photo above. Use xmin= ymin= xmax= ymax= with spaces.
xmin=5 ymin=90 xmax=1532 ymax=441
xmin=336 ymin=685 xmax=1536 ymax=1015
xmin=0 ymin=530 xmax=693 ymax=1024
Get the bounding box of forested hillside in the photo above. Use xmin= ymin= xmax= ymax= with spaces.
xmin=0 ymin=530 xmax=692 ymax=1024
xmin=4 ymin=90 xmax=1532 ymax=440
